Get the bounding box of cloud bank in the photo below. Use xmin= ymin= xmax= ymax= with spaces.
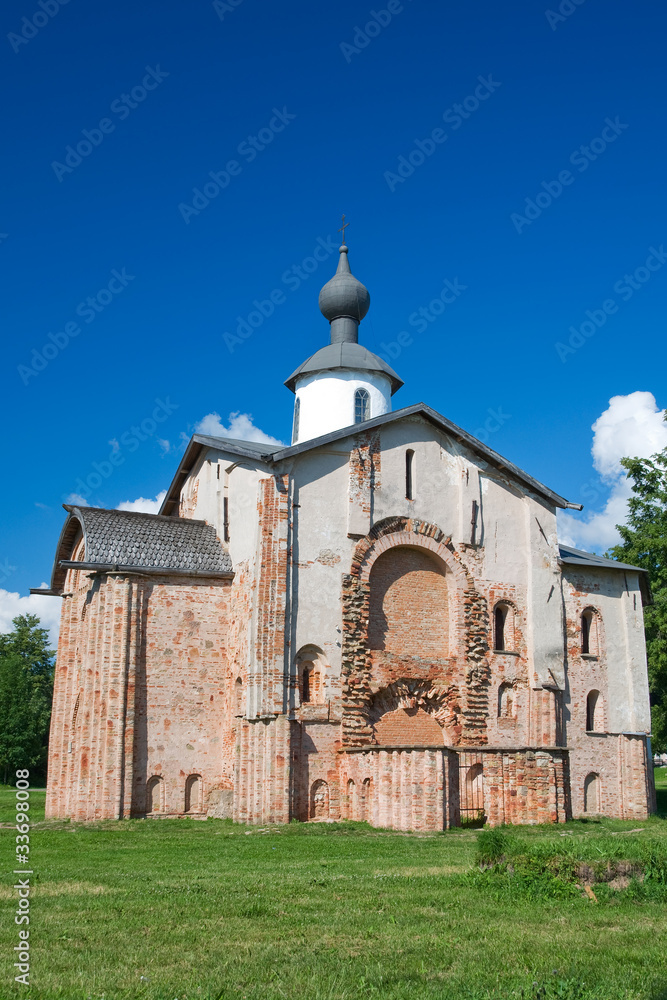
xmin=558 ymin=391 xmax=667 ymax=552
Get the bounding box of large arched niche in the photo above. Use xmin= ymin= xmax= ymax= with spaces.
xmin=368 ymin=678 xmax=461 ymax=746
xmin=368 ymin=545 xmax=448 ymax=657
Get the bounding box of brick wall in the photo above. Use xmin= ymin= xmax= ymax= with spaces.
xmin=46 ymin=562 xmax=233 ymax=821
xmin=368 ymin=547 xmax=448 ymax=656
xmin=250 ymin=475 xmax=289 ymax=717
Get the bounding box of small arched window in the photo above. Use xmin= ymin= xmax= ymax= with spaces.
xmin=581 ymin=608 xmax=600 ymax=656
xmin=405 ymin=449 xmax=415 ymax=500
xmin=498 ymin=682 xmax=514 ymax=718
xmin=354 ymin=388 xmax=370 ymax=424
xmin=493 ymin=602 xmax=516 ymax=652
xmin=586 ymin=690 xmax=604 ymax=732
xmin=292 ymin=397 xmax=300 ymax=443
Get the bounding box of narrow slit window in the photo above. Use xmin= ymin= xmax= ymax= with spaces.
xmin=494 ymin=605 xmax=506 ymax=651
xmin=302 ymin=667 xmax=311 ymax=703
xmin=292 ymin=397 xmax=300 ymax=443
xmin=354 ymin=388 xmax=370 ymax=424
xmin=223 ymin=496 xmax=230 ymax=543
xmin=581 ymin=613 xmax=590 ymax=654
xmin=405 ymin=449 xmax=415 ymax=500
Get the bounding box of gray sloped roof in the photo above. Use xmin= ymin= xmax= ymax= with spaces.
xmin=191 ymin=434 xmax=281 ymax=460
xmin=284 ymin=342 xmax=403 ymax=393
xmin=46 ymin=505 xmax=232 ymax=594
xmin=558 ymin=544 xmax=646 ymax=574
xmin=559 ymin=544 xmax=652 ymax=605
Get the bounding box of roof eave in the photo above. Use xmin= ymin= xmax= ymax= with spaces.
xmin=58 ymin=560 xmax=234 ymax=581
xmin=284 ymin=365 xmax=404 ymax=395
xmin=158 ymin=434 xmax=278 ymax=517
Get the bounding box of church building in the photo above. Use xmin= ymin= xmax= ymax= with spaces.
xmin=38 ymin=241 xmax=656 ymax=828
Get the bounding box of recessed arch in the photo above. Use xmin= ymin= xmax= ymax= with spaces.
xmin=310 ymin=779 xmax=329 ymax=820
xmin=234 ymin=677 xmax=244 ymax=716
xmin=583 ymin=772 xmax=601 ymax=813
xmin=360 ymin=777 xmax=372 ymax=822
xmin=581 ymin=607 xmax=601 ymax=656
xmin=185 ymin=774 xmax=202 ymax=813
xmin=498 ymin=682 xmax=514 ymax=718
xmin=146 ymin=775 xmax=164 ymax=814
xmin=493 ymin=601 xmax=518 ymax=652
xmin=295 ymin=644 xmax=328 ymax=705
xmin=586 ymin=690 xmax=604 ymax=732
xmin=356 ymin=527 xmax=470 ymax=592
xmin=367 ymin=679 xmax=461 ymax=746
xmin=346 ymin=778 xmax=357 ymax=820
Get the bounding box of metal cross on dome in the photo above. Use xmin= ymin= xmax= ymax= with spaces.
xmin=338 ymin=214 xmax=350 ymax=245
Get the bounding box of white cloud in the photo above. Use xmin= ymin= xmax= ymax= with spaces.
xmin=195 ymin=411 xmax=284 ymax=447
xmin=116 ymin=490 xmax=167 ymax=515
xmin=0 ymin=585 xmax=62 ymax=647
xmin=64 ymin=493 xmax=89 ymax=507
xmin=590 ymin=391 xmax=667 ymax=479
xmin=558 ymin=391 xmax=667 ymax=552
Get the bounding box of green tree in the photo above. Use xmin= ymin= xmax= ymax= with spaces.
xmin=0 ymin=614 xmax=55 ymax=783
xmin=609 ymin=446 xmax=667 ymax=752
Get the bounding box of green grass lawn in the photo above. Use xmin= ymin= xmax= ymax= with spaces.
xmin=1 ymin=778 xmax=667 ymax=1000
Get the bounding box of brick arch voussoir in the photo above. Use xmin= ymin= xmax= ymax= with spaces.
xmin=352 ymin=519 xmax=472 ymax=592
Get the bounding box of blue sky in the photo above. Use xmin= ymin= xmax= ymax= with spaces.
xmin=2 ymin=0 xmax=666 ymax=635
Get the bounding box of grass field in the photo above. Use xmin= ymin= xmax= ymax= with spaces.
xmin=1 ymin=773 xmax=666 ymax=1000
